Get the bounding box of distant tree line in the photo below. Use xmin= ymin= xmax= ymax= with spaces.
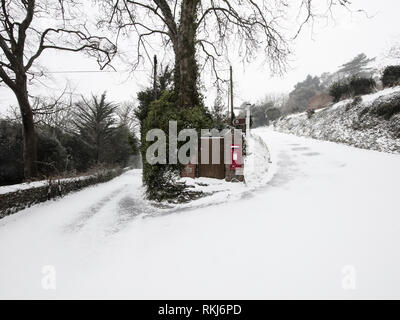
xmin=0 ymin=0 xmax=116 ymax=180
xmin=248 ymin=52 xmax=399 ymax=127
xmin=0 ymin=93 xmax=139 ymax=186
xmin=284 ymin=53 xmax=378 ymax=114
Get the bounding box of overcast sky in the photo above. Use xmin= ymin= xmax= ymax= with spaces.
xmin=1 ymin=0 xmax=399 ymax=114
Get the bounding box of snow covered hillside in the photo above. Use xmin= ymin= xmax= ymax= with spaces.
xmin=1 ymin=129 xmax=400 ymax=299
xmin=273 ymin=87 xmax=400 ymax=153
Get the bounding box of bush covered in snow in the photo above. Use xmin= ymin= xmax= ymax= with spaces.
xmin=273 ymin=87 xmax=400 ymax=153
xmin=329 ymin=77 xmax=376 ymax=103
xmin=329 ymin=80 xmax=351 ymax=103
xmin=349 ymin=77 xmax=376 ymax=96
xmin=382 ymin=65 xmax=400 ymax=88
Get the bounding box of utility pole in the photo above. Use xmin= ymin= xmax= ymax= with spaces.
xmin=230 ymin=65 xmax=234 ymax=123
xmin=153 ymin=55 xmax=158 ymax=99
xmin=246 ymin=103 xmax=251 ymax=139
xmin=227 ymin=83 xmax=231 ymax=121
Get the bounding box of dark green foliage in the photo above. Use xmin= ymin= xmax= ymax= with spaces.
xmin=135 ymin=66 xmax=174 ymax=137
xmin=72 ymin=92 xmax=137 ymax=168
xmin=0 ymin=94 xmax=139 ymax=185
xmin=158 ymin=66 xmax=174 ymax=93
xmin=382 ymin=65 xmax=400 ymax=88
xmin=127 ymin=131 xmax=140 ymax=156
xmin=0 ymin=120 xmax=24 ymax=185
xmin=135 ymin=88 xmax=158 ymax=133
xmin=138 ymin=66 xmax=173 ymax=118
xmin=280 ymin=54 xmax=375 ymax=114
xmin=102 ymin=125 xmax=137 ymax=166
xmin=284 ymin=75 xmax=322 ymax=114
xmin=329 ymin=77 xmax=376 ymax=102
xmin=142 ymin=91 xmax=212 ymax=201
xmin=265 ymin=107 xmax=281 ymax=122
xmin=243 ymin=100 xmax=282 ymax=127
xmin=369 ymin=96 xmax=400 ymax=120
xmin=73 ymin=92 xmax=117 ymax=163
xmin=61 ymin=133 xmax=94 ymax=172
xmin=137 ymin=64 xmax=219 ymax=201
xmin=210 ymin=96 xmax=228 ymax=130
xmin=251 ymin=103 xmax=271 ymax=128
xmin=0 ymin=121 xmax=68 ymax=184
xmin=349 ymin=77 xmax=376 ymax=96
xmin=36 ymin=129 xmax=68 ymax=176
xmin=329 ymin=81 xmax=351 ymax=103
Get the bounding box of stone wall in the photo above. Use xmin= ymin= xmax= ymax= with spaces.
xmin=0 ymin=169 xmax=122 ymax=219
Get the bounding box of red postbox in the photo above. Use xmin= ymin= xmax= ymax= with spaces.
xmin=230 ymin=145 xmax=242 ymax=170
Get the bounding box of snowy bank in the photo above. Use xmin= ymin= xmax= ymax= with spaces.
xmin=0 ymin=169 xmax=123 ymax=219
xmin=273 ymin=87 xmax=400 ymax=153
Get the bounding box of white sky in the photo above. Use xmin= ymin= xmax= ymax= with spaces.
xmin=1 ymin=0 xmax=399 ymax=113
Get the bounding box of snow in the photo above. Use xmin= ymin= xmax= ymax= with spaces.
xmin=176 ymin=133 xmax=275 ymax=209
xmin=0 ymin=175 xmax=92 ymax=195
xmin=361 ymin=86 xmax=400 ymax=105
xmin=0 ymin=181 xmax=49 ymax=195
xmin=329 ymin=87 xmax=400 ymax=111
xmin=1 ymin=129 xmax=400 ymax=299
xmin=274 ymin=87 xmax=400 ymax=154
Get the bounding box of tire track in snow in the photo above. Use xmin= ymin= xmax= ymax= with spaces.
xmin=104 ymin=195 xmax=158 ymax=234
xmin=64 ymin=185 xmax=128 ymax=232
xmin=66 ymin=134 xmax=278 ymax=233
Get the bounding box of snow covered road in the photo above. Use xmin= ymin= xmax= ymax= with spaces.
xmin=1 ymin=128 xmax=400 ymax=299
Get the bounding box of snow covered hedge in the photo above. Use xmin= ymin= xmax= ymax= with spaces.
xmin=273 ymin=87 xmax=400 ymax=154
xmin=0 ymin=168 xmax=123 ymax=219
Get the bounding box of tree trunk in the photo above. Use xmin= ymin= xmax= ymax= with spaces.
xmin=174 ymin=0 xmax=200 ymax=108
xmin=14 ymin=75 xmax=38 ymax=180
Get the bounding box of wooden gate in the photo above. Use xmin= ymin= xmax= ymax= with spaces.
xmin=198 ymin=137 xmax=225 ymax=179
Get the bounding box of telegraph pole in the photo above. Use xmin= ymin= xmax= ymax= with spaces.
xmin=230 ymin=65 xmax=234 ymax=123
xmin=153 ymin=55 xmax=158 ymax=99
xmin=227 ymin=83 xmax=231 ymax=120
xmin=246 ymin=103 xmax=251 ymax=138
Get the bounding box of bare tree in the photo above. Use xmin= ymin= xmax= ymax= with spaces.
xmin=100 ymin=0 xmax=352 ymax=109
xmin=32 ymin=89 xmax=76 ymax=134
xmin=0 ymin=0 xmax=116 ymax=179
xmin=116 ymin=101 xmax=139 ymax=132
xmin=6 ymin=86 xmax=75 ymax=133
